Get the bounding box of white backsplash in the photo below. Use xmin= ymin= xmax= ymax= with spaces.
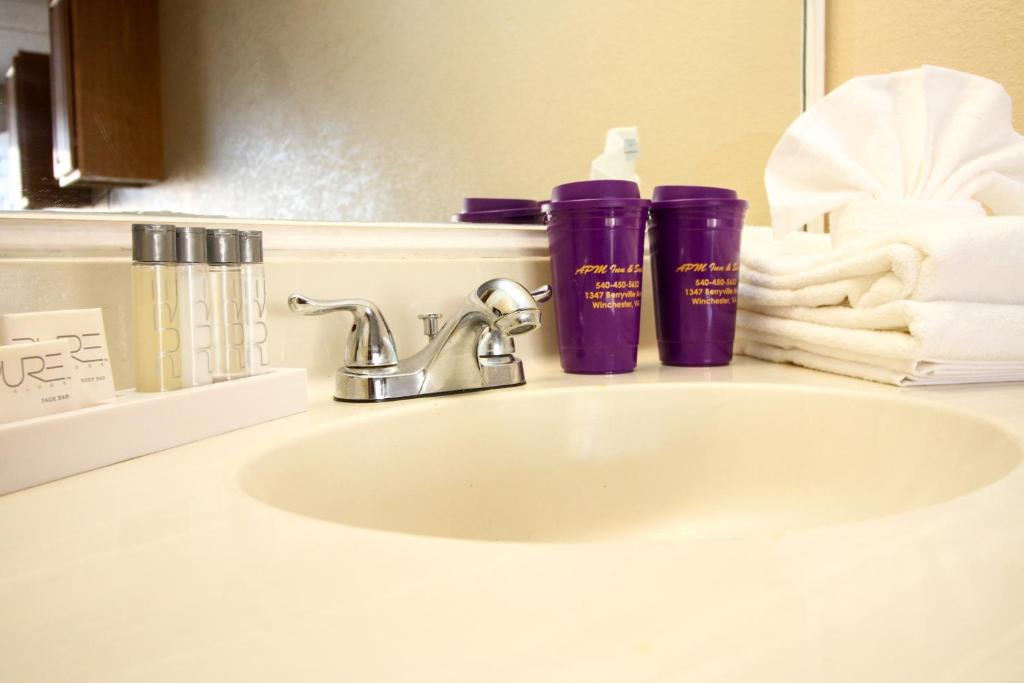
xmin=0 ymin=213 xmax=658 ymax=389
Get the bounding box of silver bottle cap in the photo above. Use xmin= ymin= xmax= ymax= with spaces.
xmin=175 ymin=226 xmax=207 ymax=264
xmin=206 ymin=228 xmax=240 ymax=265
xmin=239 ymin=230 xmax=264 ymax=264
xmin=132 ymin=224 xmax=177 ymax=264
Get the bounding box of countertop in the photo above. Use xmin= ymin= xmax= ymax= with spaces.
xmin=2 ymin=356 xmax=1024 ymax=682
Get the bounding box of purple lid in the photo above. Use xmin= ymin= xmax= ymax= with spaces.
xmin=462 ymin=198 xmax=538 ymax=213
xmin=651 ymin=185 xmax=747 ymax=211
xmin=545 ymin=180 xmax=651 ymax=211
xmin=454 ymin=197 xmax=543 ymax=223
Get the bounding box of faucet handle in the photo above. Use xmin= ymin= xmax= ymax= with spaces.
xmin=288 ymin=293 xmax=398 ymax=368
xmin=530 ymin=284 xmax=553 ymax=303
xmin=417 ymin=313 xmax=443 ymax=340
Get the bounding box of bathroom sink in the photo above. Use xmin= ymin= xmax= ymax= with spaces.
xmin=241 ymin=384 xmax=1022 ymax=543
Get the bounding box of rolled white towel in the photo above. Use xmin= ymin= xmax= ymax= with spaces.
xmin=741 ymin=64 xmax=1024 ymax=385
xmin=766 ymin=65 xmax=1024 ymax=237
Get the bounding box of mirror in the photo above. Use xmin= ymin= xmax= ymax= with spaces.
xmin=2 ymin=0 xmax=805 ymax=225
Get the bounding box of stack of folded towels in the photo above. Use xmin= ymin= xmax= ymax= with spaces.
xmin=735 ymin=66 xmax=1024 ymax=385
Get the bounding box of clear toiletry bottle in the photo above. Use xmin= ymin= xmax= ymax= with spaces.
xmin=206 ymin=228 xmax=245 ymax=381
xmin=132 ymin=224 xmax=182 ymax=392
xmin=175 ymin=227 xmax=213 ymax=388
xmin=239 ymin=230 xmax=269 ymax=376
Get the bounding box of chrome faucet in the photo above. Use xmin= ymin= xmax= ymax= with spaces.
xmin=288 ymin=278 xmax=552 ymax=402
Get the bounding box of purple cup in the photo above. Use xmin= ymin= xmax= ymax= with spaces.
xmin=545 ymin=180 xmax=650 ymax=373
xmin=648 ymin=185 xmax=747 ymax=366
xmin=453 ymin=198 xmax=544 ymax=224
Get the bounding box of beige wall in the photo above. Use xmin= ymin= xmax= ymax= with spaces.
xmin=827 ymin=0 xmax=1024 ymax=131
xmin=105 ymin=1 xmax=803 ymax=225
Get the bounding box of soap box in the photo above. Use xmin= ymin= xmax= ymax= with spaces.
xmin=1 ymin=308 xmax=116 ymax=405
xmin=0 ymin=339 xmax=84 ymax=424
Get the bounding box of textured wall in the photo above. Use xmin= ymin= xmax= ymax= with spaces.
xmin=106 ymin=1 xmax=803 ymax=224
xmin=0 ymin=0 xmax=49 ymax=76
xmin=827 ymin=0 xmax=1024 ymax=131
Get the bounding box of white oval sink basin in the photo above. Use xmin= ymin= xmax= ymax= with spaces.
xmin=241 ymin=384 xmax=1023 ymax=543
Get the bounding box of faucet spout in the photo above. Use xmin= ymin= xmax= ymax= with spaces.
xmin=472 ymin=278 xmax=546 ymax=334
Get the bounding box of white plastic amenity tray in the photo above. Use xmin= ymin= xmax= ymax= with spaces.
xmin=0 ymin=368 xmax=308 ymax=495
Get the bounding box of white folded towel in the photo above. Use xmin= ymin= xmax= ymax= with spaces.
xmin=739 ymin=66 xmax=1024 ymax=386
xmin=766 ymin=65 xmax=1024 ymax=237
xmin=740 ymin=222 xmax=1024 ymax=309
xmin=736 ymin=265 xmax=1024 ymax=385
xmin=737 ymin=301 xmax=1024 ymax=361
xmin=735 ymin=334 xmax=1024 ymax=386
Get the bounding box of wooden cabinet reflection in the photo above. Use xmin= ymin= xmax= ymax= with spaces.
xmin=49 ymin=0 xmax=164 ymax=188
xmin=5 ymin=51 xmax=91 ymax=209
